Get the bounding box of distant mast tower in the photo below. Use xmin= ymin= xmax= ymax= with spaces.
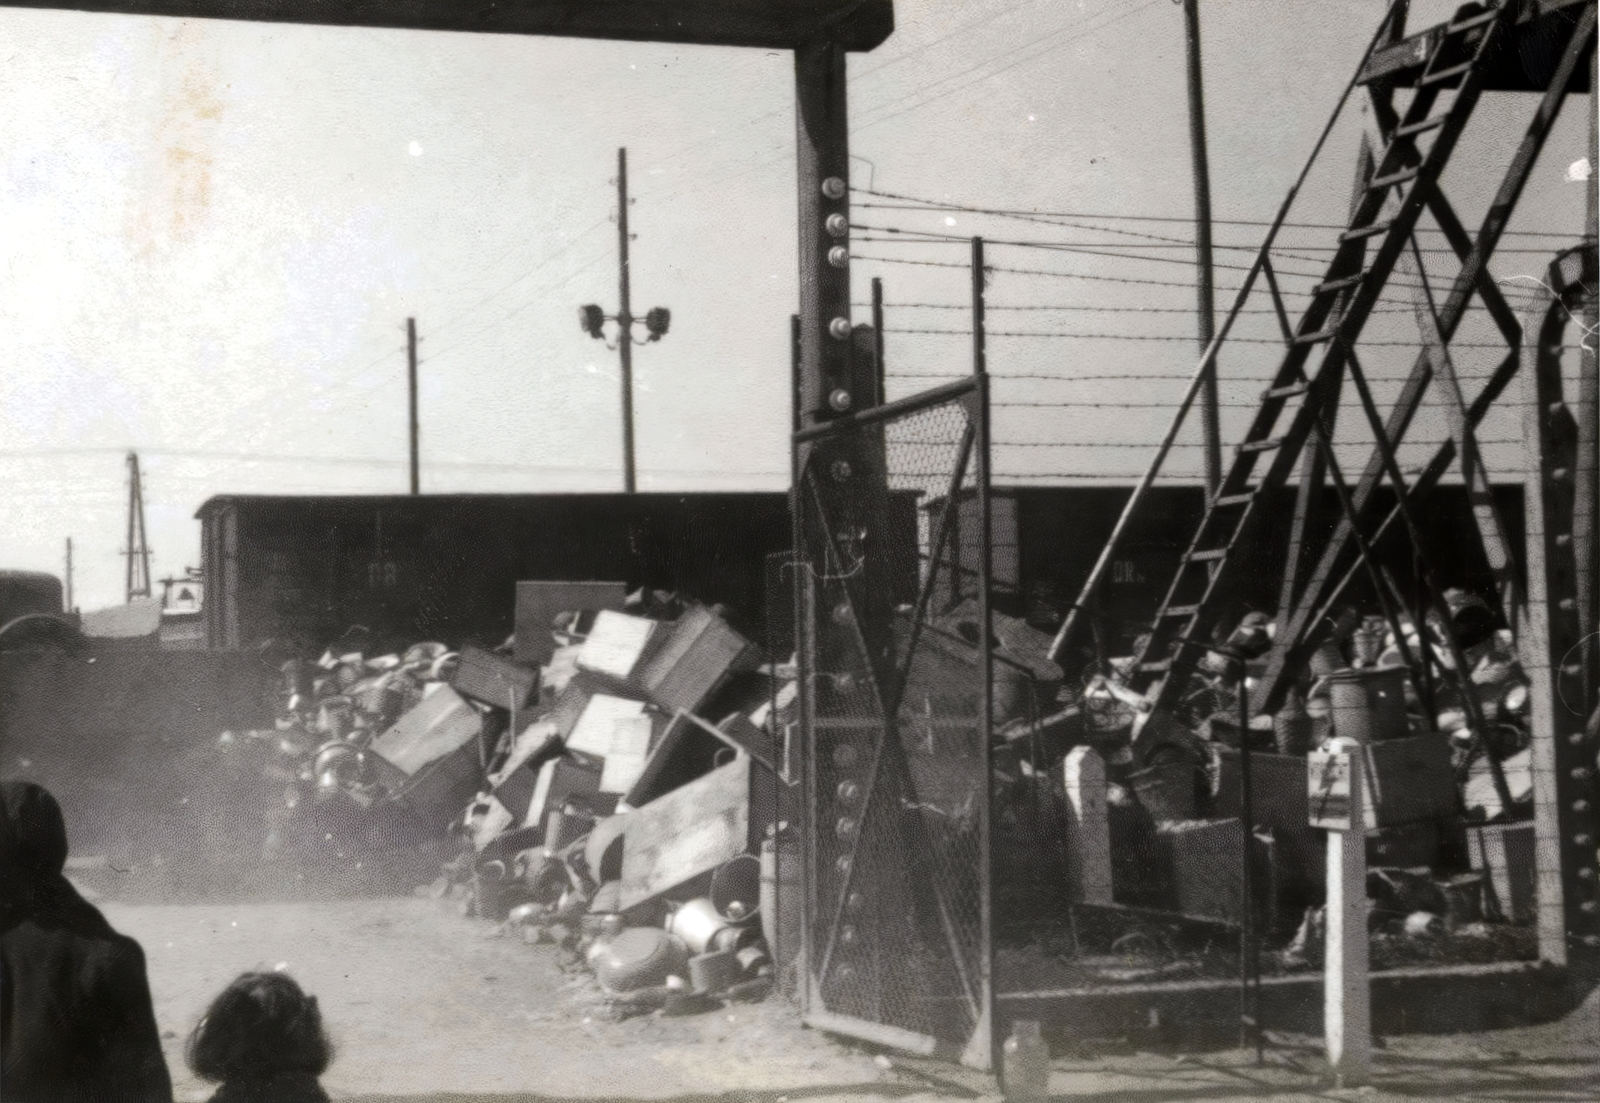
xmin=124 ymin=451 xmax=152 ymax=602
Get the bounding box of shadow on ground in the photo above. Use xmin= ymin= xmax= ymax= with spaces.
xmin=319 ymin=1089 xmax=962 ymax=1103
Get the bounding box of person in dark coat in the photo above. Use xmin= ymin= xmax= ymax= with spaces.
xmin=187 ymin=971 xmax=333 ymax=1103
xmin=0 ymin=780 xmax=174 ymax=1103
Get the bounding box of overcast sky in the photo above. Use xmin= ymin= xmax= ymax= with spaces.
xmin=0 ymin=0 xmax=1591 ymax=611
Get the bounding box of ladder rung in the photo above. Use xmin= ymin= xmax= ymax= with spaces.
xmin=1139 ymin=660 xmax=1173 ymax=676
xmin=1369 ymin=165 xmax=1420 ymax=190
xmin=1215 ymin=492 xmax=1255 ymax=508
xmin=1264 ymin=381 xmax=1309 ymax=401
xmin=1237 ymin=437 xmax=1286 ymax=455
xmin=1293 ymin=328 xmax=1338 ymax=346
xmin=1185 ymin=547 xmax=1228 ymax=563
xmin=1395 ymin=114 xmax=1447 ymax=139
xmin=1420 ymin=61 xmax=1473 ymax=87
xmin=1340 ymin=219 xmax=1394 ymax=243
xmin=1161 ymin=604 xmax=1200 ymax=619
xmin=1313 ymin=273 xmax=1365 ymax=296
xmin=1445 ymin=9 xmax=1499 ymax=34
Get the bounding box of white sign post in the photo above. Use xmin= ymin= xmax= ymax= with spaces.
xmin=1309 ymin=744 xmax=1370 ymax=1087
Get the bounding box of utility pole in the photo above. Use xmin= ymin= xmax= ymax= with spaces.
xmin=579 ymin=147 xmax=671 ymax=492
xmin=64 ymin=537 xmax=73 ymax=614
xmin=1182 ymin=0 xmax=1222 ymax=501
xmin=124 ymin=451 xmax=152 ymax=602
xmin=407 ymin=316 xmax=420 ymax=495
xmin=617 ymin=147 xmax=636 ymax=493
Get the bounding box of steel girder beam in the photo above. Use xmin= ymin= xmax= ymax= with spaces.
xmin=0 ymin=0 xmax=894 ymax=51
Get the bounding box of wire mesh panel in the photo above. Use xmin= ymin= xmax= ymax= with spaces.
xmin=809 ymin=2 xmax=1596 ymax=1047
xmin=795 ymin=378 xmax=992 ymax=1062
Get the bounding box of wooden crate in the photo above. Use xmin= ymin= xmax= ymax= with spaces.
xmin=1365 ymin=733 xmax=1457 ymax=828
xmin=618 ymin=755 xmax=753 ymax=911
xmin=634 ymin=605 xmax=759 ymax=714
xmin=368 ymin=685 xmax=484 ymax=817
xmin=576 ymin=611 xmax=663 ymax=683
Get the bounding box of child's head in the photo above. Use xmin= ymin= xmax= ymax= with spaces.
xmin=187 ymin=971 xmax=332 ymax=1083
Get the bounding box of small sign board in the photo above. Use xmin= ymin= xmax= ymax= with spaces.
xmin=1308 ymin=749 xmax=1355 ymax=831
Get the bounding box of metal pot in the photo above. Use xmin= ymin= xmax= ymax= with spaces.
xmin=666 ymin=897 xmax=732 ymax=955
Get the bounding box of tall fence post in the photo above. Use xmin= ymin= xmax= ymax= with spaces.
xmin=1320 ymin=744 xmax=1370 ymax=1086
xmin=969 ymin=235 xmax=996 ymax=1071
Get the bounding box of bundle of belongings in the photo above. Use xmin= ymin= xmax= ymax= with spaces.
xmin=984 ymin=584 xmax=1542 ymax=982
xmin=202 ymin=587 xmax=798 ymax=1010
xmin=191 ymin=634 xmax=474 ymax=875
xmin=302 ymin=588 xmax=802 ymax=1016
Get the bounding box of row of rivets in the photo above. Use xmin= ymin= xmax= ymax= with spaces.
xmin=819 ymin=175 xmax=852 ymax=412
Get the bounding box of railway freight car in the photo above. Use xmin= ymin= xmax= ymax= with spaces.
xmin=197 ymin=492 xmax=917 ymax=655
xmin=0 ymin=570 xmax=65 ymax=625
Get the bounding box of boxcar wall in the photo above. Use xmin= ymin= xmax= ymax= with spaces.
xmin=944 ymin=484 xmax=1525 ymax=660
xmin=0 ymin=570 xmax=65 ymax=624
xmin=198 ymin=493 xmax=805 ymax=654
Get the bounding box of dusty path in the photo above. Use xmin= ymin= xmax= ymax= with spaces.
xmin=96 ymin=894 xmax=1600 ymax=1103
xmin=102 ymin=896 xmax=892 ymax=1103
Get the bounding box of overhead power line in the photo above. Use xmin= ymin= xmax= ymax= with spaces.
xmin=854 ymin=0 xmax=1168 ymax=132
xmin=856 ymin=300 xmax=1429 ymax=315
xmin=881 ymin=326 xmax=1527 ymax=348
xmin=0 ymin=446 xmax=787 ymax=478
xmin=853 ymin=245 xmax=1511 ymax=300
xmin=424 ymin=217 xmax=611 ymax=341
xmin=884 ymin=368 xmax=1541 ymax=383
xmin=851 ymin=185 xmax=1587 ymax=239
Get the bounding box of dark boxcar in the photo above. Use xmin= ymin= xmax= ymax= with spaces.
xmin=199 ymin=492 xmax=919 ymax=655
xmin=0 ymin=570 xmax=65 ymax=624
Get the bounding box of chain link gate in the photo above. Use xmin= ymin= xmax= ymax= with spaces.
xmin=794 ymin=376 xmax=995 ymax=1067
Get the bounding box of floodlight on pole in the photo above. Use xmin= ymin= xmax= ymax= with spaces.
xmin=576 ymin=147 xmax=669 ymax=492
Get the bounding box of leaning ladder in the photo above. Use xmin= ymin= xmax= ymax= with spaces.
xmin=1049 ymin=0 xmax=1594 ymax=724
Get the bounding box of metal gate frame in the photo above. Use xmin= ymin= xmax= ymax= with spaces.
xmin=793 ymin=371 xmax=996 ymax=1068
xmin=1521 ymin=244 xmax=1600 ymax=966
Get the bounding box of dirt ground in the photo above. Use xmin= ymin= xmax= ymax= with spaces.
xmin=79 ymin=887 xmax=1600 ymax=1103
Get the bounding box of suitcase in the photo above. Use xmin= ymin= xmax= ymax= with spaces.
xmin=450 ymin=645 xmax=540 ymax=711
xmin=369 ymin=685 xmax=485 ymax=818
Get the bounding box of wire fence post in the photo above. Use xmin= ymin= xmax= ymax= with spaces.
xmin=871 ymin=276 xmax=887 ymax=407
xmin=971 ymin=233 xmax=996 ymax=1069
xmin=971 ymin=237 xmax=986 ymax=380
xmin=1235 ymin=652 xmax=1262 ymax=1062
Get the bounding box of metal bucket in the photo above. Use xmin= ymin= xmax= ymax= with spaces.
xmin=1326 ymin=666 xmax=1408 ymax=743
xmin=759 ymin=834 xmax=801 ymax=967
xmin=709 ymin=853 xmax=761 ymax=925
xmin=1272 ymin=697 xmax=1315 ymax=756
